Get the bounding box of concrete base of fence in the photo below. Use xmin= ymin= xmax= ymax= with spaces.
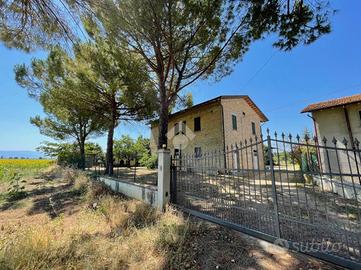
xmin=313 ymin=175 xmax=361 ymax=200
xmin=99 ymin=176 xmax=158 ymax=207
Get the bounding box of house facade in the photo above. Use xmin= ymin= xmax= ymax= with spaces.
xmin=150 ymin=95 xmax=268 ymax=170
xmin=302 ymin=93 xmax=361 ymax=177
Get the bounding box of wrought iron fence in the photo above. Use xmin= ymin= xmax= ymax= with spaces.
xmin=85 ymin=155 xmax=157 ymax=186
xmin=171 ymin=130 xmax=361 ymax=269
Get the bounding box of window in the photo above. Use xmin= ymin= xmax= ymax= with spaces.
xmin=359 ymin=111 xmax=361 ymax=121
xmin=174 ymin=123 xmax=179 ymax=136
xmin=251 ymin=122 xmax=256 ymax=135
xmin=182 ymin=121 xmax=186 ymax=135
xmin=232 ymin=114 xmax=237 ymax=130
xmin=194 ymin=117 xmax=201 ymax=131
xmin=195 ymin=147 xmax=202 ymax=158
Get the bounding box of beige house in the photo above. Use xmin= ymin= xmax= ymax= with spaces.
xmin=150 ymin=95 xmax=268 ymax=170
xmin=302 ymin=93 xmax=361 ymax=177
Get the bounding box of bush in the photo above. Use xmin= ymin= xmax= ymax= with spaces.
xmin=38 ymin=142 xmax=104 ymax=169
xmin=139 ymin=154 xmax=158 ymax=169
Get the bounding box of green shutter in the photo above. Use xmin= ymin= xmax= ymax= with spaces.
xmin=232 ymin=115 xmax=237 ymax=130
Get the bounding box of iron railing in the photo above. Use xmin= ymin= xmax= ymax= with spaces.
xmin=85 ymin=156 xmax=157 ymax=186
xmin=171 ymin=130 xmax=361 ymax=269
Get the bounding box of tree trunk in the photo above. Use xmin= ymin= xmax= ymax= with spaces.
xmin=158 ymin=84 xmax=169 ymax=149
xmin=105 ymin=121 xmax=115 ymax=175
xmin=79 ymin=140 xmax=86 ymax=170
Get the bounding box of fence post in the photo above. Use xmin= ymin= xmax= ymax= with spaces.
xmin=170 ymin=157 xmax=177 ymax=204
xmin=157 ymin=149 xmax=171 ymax=211
xmin=234 ymin=144 xmax=240 ymax=172
xmin=267 ymin=135 xmax=281 ymax=238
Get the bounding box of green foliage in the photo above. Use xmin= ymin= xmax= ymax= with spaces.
xmin=139 ymin=154 xmax=158 ymax=169
xmin=91 ymin=0 xmax=333 ymax=147
xmin=15 ymin=47 xmax=108 ymax=169
xmin=85 ymin=143 xmax=104 ymax=158
xmin=0 ymin=159 xmax=53 ymax=183
xmin=289 ymin=128 xmax=318 ymax=171
xmin=7 ymin=171 xmax=27 ymax=201
xmin=38 ymin=142 xmax=103 ymax=168
xmin=0 ymin=0 xmax=91 ymax=51
xmin=113 ymin=135 xmax=150 ymax=165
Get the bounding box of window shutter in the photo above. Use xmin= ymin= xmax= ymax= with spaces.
xmin=182 ymin=121 xmax=186 ymax=134
xmin=232 ymin=114 xmax=237 ymax=130
xmin=174 ymin=123 xmax=179 ymax=136
xmin=194 ymin=117 xmax=201 ymax=131
xmin=252 ymin=122 xmax=256 ymax=135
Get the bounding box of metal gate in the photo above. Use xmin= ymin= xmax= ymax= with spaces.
xmin=171 ymin=130 xmax=361 ymax=269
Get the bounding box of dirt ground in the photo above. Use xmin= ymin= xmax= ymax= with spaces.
xmin=177 ymin=219 xmax=344 ymax=270
xmin=0 ymin=168 xmax=344 ymax=270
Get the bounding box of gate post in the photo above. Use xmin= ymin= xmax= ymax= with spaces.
xmin=157 ymin=149 xmax=171 ymax=211
xmin=267 ymin=135 xmax=281 ymax=238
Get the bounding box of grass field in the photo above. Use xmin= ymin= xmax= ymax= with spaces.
xmin=0 ymin=159 xmax=54 ymax=183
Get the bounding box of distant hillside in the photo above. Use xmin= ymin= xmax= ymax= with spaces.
xmin=0 ymin=151 xmax=46 ymax=159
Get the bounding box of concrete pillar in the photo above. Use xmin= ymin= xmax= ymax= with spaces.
xmin=157 ymin=149 xmax=171 ymax=211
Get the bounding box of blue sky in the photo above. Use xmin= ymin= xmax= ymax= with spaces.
xmin=0 ymin=0 xmax=360 ymax=151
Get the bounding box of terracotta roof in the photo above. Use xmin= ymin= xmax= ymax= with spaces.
xmin=152 ymin=95 xmax=268 ymax=125
xmin=301 ymin=93 xmax=361 ymax=113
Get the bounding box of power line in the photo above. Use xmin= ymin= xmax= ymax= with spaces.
xmin=241 ymin=51 xmax=278 ymax=88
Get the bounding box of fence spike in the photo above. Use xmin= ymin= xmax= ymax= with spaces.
xmin=332 ymin=137 xmax=338 ymax=145
xmin=322 ymin=136 xmax=327 ymax=145
xmin=342 ymin=137 xmax=348 ymax=146
xmin=313 ymin=136 xmax=318 ymax=143
xmin=304 ymin=133 xmax=310 ymax=142
xmin=354 ymin=138 xmax=360 ymax=147
xmin=296 ymin=134 xmax=300 ymax=142
xmin=281 ymin=132 xmax=285 ymax=140
xmin=274 ymin=131 xmax=278 ymax=138
xmin=244 ymin=139 xmax=248 ymax=145
xmin=266 ymin=128 xmax=270 ymax=135
xmin=255 ymin=135 xmax=258 ymax=142
xmin=288 ymin=133 xmax=292 ymax=141
xmin=239 ymin=141 xmax=243 ymax=147
xmin=249 ymin=137 xmax=253 ymax=143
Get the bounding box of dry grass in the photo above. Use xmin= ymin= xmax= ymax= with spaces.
xmin=0 ymin=167 xmax=342 ymax=270
xmin=0 ymin=170 xmax=193 ymax=270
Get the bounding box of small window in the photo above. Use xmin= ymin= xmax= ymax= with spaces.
xmin=194 ymin=117 xmax=201 ymax=131
xmin=251 ymin=122 xmax=256 ymax=135
xmin=232 ymin=114 xmax=237 ymax=130
xmin=195 ymin=147 xmax=202 ymax=158
xmin=182 ymin=121 xmax=186 ymax=135
xmin=174 ymin=123 xmax=179 ymax=136
xmin=359 ymin=111 xmax=361 ymax=121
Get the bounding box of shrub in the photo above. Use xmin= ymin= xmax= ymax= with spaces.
xmin=38 ymin=142 xmax=104 ymax=169
xmin=140 ymin=154 xmax=158 ymax=169
xmin=5 ymin=171 xmax=27 ymax=201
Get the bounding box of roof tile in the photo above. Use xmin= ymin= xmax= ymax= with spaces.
xmin=301 ymin=93 xmax=361 ymax=113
